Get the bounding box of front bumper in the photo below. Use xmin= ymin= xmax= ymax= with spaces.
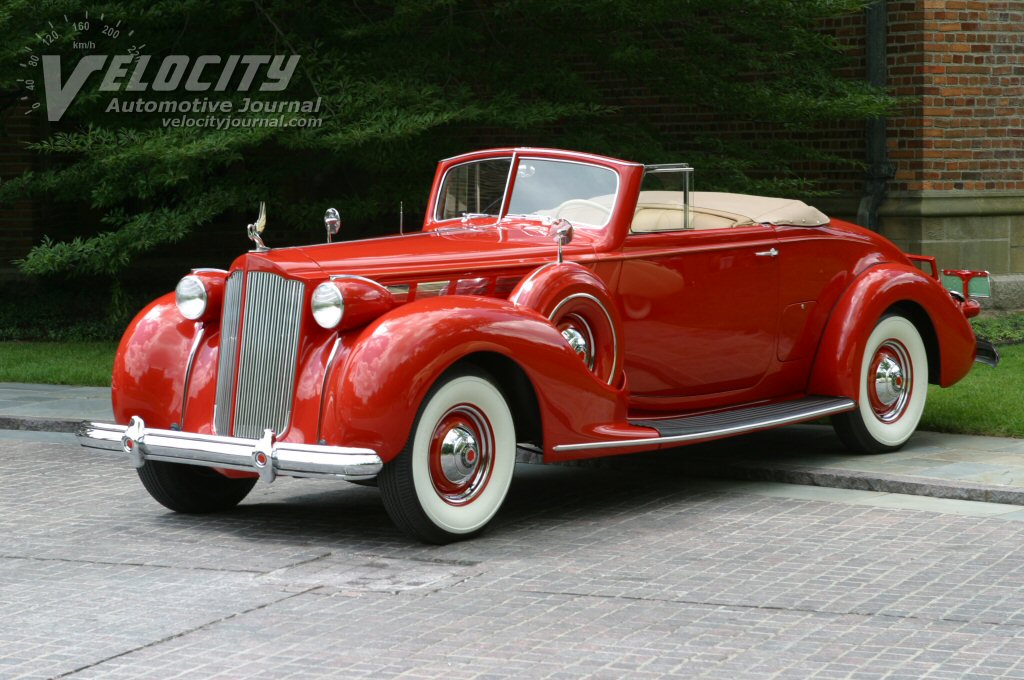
xmin=77 ymin=416 xmax=383 ymax=483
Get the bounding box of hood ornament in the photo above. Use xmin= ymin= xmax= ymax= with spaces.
xmin=247 ymin=202 xmax=269 ymax=252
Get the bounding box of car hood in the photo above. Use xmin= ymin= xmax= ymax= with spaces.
xmin=234 ymin=223 xmax=600 ymax=282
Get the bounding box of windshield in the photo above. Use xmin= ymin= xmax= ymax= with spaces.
xmin=507 ymin=159 xmax=618 ymax=227
xmin=434 ymin=156 xmax=619 ymax=227
xmin=435 ymin=158 xmax=512 ymax=221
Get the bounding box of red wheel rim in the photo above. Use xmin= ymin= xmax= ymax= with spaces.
xmin=867 ymin=339 xmax=912 ymax=423
xmin=427 ymin=404 xmax=494 ymax=506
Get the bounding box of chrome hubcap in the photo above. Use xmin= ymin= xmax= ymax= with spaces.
xmin=561 ymin=327 xmax=591 ymax=365
xmin=874 ymin=356 xmax=904 ymax=407
xmin=438 ymin=425 xmax=480 ymax=486
xmin=869 ymin=340 xmax=912 ymax=422
xmin=559 ymin=314 xmax=595 ymax=370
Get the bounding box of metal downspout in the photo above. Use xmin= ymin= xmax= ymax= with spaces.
xmin=856 ymin=0 xmax=894 ymax=231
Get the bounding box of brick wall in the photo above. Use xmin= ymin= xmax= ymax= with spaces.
xmin=888 ymin=0 xmax=1024 ymax=193
xmin=878 ymin=0 xmax=1024 ymax=281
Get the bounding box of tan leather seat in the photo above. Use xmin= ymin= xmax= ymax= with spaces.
xmin=535 ymin=194 xmax=616 ymax=226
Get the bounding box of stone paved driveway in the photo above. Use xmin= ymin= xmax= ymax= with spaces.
xmin=7 ymin=433 xmax=1024 ymax=679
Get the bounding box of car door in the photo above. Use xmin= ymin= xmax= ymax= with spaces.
xmin=616 ymin=223 xmax=781 ymax=399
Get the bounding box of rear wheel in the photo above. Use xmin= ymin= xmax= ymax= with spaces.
xmin=138 ymin=462 xmax=257 ymax=513
xmin=379 ymin=367 xmax=516 ymax=544
xmin=832 ymin=315 xmax=929 ymax=454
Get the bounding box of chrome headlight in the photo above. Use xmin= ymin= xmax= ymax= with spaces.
xmin=312 ymin=282 xmax=344 ymax=329
xmin=175 ymin=275 xmax=208 ymax=320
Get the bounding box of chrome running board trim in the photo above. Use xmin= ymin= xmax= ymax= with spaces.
xmin=553 ymin=396 xmax=856 ymax=453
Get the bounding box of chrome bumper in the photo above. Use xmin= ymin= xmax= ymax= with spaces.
xmin=77 ymin=416 xmax=382 ymax=483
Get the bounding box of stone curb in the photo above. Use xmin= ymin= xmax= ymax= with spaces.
xmin=691 ymin=461 xmax=1024 ymax=507
xmin=0 ymin=415 xmax=82 ymax=434
xmin=518 ymin=450 xmax=1024 ymax=507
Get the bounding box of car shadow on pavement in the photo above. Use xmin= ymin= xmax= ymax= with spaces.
xmin=143 ymin=426 xmax=850 ymax=548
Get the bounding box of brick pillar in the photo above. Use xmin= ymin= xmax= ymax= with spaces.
xmin=879 ymin=0 xmax=1024 ymax=292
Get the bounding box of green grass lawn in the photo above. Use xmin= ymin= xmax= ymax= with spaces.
xmin=971 ymin=311 xmax=1024 ymax=345
xmin=0 ymin=341 xmax=117 ymax=387
xmin=921 ymin=343 xmax=1024 ymax=438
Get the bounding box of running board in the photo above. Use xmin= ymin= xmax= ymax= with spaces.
xmin=553 ymin=396 xmax=855 ymax=453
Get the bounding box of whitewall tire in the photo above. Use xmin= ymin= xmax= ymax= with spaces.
xmin=379 ymin=367 xmax=516 ymax=543
xmin=833 ymin=315 xmax=929 ymax=453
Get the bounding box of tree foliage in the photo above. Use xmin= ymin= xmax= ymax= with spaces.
xmin=1 ymin=0 xmax=891 ymax=280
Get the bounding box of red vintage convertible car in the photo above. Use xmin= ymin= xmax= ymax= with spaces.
xmin=79 ymin=147 xmax=997 ymax=543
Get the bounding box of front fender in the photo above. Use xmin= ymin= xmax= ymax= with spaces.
xmin=807 ymin=263 xmax=976 ymax=399
xmin=111 ymin=293 xmax=198 ymax=428
xmin=321 ymin=296 xmax=631 ymax=462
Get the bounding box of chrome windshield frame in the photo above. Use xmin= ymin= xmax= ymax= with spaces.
xmin=494 ymin=151 xmax=518 ymax=225
xmin=432 ymin=154 xmax=515 ymax=224
xmin=432 ymin=154 xmax=622 ymax=230
xmin=642 ymin=163 xmax=694 ymax=230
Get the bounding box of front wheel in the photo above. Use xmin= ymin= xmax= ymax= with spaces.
xmin=137 ymin=461 xmax=257 ymax=513
xmin=832 ymin=315 xmax=929 ymax=454
xmin=378 ymin=367 xmax=516 ymax=544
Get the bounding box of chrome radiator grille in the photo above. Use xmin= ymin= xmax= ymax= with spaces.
xmin=214 ymin=271 xmax=305 ymax=438
xmin=213 ymin=271 xmax=243 ymax=435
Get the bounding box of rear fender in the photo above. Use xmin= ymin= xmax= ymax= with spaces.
xmin=322 ymin=296 xmax=630 ymax=462
xmin=808 ymin=263 xmax=976 ymax=399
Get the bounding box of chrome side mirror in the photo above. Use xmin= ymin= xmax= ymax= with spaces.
xmin=550 ymin=219 xmax=574 ymax=264
xmin=324 ymin=207 xmax=341 ymax=243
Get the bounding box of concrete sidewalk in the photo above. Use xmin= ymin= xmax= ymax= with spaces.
xmin=0 ymin=382 xmax=113 ymax=432
xmin=4 ymin=381 xmax=1024 ymax=507
xmin=678 ymin=424 xmax=1024 ymax=506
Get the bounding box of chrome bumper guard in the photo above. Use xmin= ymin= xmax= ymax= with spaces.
xmin=77 ymin=416 xmax=382 ymax=483
xmin=975 ymin=338 xmax=1000 ymax=368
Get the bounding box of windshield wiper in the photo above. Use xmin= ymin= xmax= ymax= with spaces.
xmin=502 ymin=213 xmax=555 ymax=225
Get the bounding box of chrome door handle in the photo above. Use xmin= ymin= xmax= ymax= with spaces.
xmin=755 ymin=248 xmax=779 ymax=258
